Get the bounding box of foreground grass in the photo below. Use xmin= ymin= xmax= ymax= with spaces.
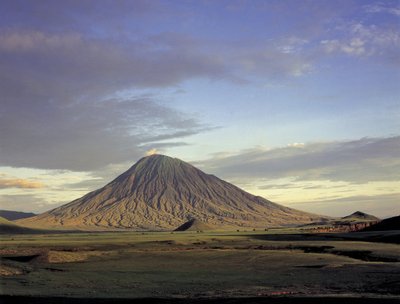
xmin=1 ymin=230 xmax=399 ymax=299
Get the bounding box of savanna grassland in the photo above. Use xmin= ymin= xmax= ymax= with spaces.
xmin=1 ymin=230 xmax=400 ymax=303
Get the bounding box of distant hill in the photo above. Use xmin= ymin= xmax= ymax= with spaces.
xmin=300 ymin=211 xmax=380 ymax=233
xmin=0 ymin=210 xmax=36 ymax=221
xmin=0 ymin=216 xmax=39 ymax=234
xmin=18 ymin=154 xmax=324 ymax=230
xmin=362 ymin=215 xmax=400 ymax=231
xmin=342 ymin=211 xmax=380 ymax=222
xmin=174 ymin=218 xmax=213 ymax=231
xmin=0 ymin=216 xmax=74 ymax=234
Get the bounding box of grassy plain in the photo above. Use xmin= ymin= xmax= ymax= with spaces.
xmin=1 ymin=230 xmax=399 ymax=303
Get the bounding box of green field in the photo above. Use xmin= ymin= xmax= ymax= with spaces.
xmin=1 ymin=230 xmax=399 ymax=302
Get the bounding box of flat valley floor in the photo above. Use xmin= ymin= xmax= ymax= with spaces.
xmin=1 ymin=230 xmax=400 ymax=303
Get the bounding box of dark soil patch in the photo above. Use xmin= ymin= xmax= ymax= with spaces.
xmin=293 ymin=246 xmax=399 ymax=262
xmin=295 ymin=264 xmax=327 ymax=268
xmin=2 ymin=254 xmax=40 ymax=262
xmin=296 ymin=246 xmax=334 ymax=253
xmin=44 ymin=267 xmax=65 ymax=272
xmin=151 ymin=240 xmax=176 ymax=245
xmin=332 ymin=250 xmax=399 ymax=262
xmin=192 ymin=241 xmax=207 ymax=245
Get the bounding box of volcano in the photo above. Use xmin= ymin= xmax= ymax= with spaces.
xmin=19 ymin=155 xmax=323 ymax=230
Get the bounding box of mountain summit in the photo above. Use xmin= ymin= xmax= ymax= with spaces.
xmin=20 ymin=154 xmax=323 ymax=230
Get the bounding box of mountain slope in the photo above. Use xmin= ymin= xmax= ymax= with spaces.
xmin=0 ymin=210 xmax=36 ymax=221
xmin=0 ymin=216 xmax=40 ymax=234
xmin=362 ymin=215 xmax=400 ymax=231
xmin=19 ymin=155 xmax=324 ymax=230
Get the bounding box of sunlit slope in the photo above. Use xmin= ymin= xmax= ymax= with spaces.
xmin=0 ymin=216 xmax=41 ymax=234
xmin=19 ymin=155 xmax=324 ymax=230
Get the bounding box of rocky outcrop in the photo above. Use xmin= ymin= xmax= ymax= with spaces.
xmin=301 ymin=221 xmax=380 ymax=233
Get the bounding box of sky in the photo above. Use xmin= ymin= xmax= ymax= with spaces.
xmin=0 ymin=0 xmax=399 ymax=218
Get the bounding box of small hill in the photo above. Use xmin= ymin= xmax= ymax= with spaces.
xmin=362 ymin=215 xmax=400 ymax=231
xmin=174 ymin=218 xmax=213 ymax=231
xmin=300 ymin=211 xmax=380 ymax=233
xmin=0 ymin=216 xmax=38 ymax=234
xmin=0 ymin=216 xmax=73 ymax=234
xmin=342 ymin=211 xmax=380 ymax=221
xmin=0 ymin=216 xmax=17 ymax=226
xmin=0 ymin=210 xmax=36 ymax=221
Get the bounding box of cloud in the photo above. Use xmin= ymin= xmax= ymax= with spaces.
xmin=0 ymin=30 xmax=82 ymax=52
xmin=320 ymin=22 xmax=400 ymax=61
xmin=62 ymin=179 xmax=105 ymax=191
xmin=258 ymin=181 xmax=347 ymax=191
xmin=364 ymin=2 xmax=400 ymax=16
xmin=291 ymin=193 xmax=400 ymax=218
xmin=0 ymin=27 xmax=315 ymax=172
xmin=0 ymin=95 xmax=209 ymax=171
xmin=276 ymin=37 xmax=309 ymax=54
xmin=287 ymin=142 xmax=305 ymax=148
xmin=0 ymin=194 xmax=56 ymax=213
xmin=0 ymin=26 xmax=232 ymax=171
xmin=0 ymin=1 xmax=398 ymax=175
xmin=0 ymin=29 xmax=228 ymax=98
xmin=0 ymin=0 xmax=162 ymax=34
xmin=145 ymin=148 xmax=159 ymax=156
xmin=199 ymin=136 xmax=400 ymax=183
xmin=321 ymin=38 xmax=367 ymax=56
xmin=230 ymin=43 xmax=314 ymax=79
xmin=258 ymin=183 xmax=300 ymax=190
xmin=0 ymin=178 xmax=44 ymax=189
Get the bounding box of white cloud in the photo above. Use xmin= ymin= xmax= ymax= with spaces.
xmin=287 ymin=142 xmax=305 ymax=148
xmin=276 ymin=37 xmax=309 ymax=54
xmin=320 ymin=22 xmax=400 ymax=59
xmin=364 ymin=2 xmax=400 ymax=16
xmin=321 ymin=38 xmax=368 ymax=56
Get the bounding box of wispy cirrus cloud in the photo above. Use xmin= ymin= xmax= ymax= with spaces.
xmin=320 ymin=22 xmax=400 ymax=61
xmin=364 ymin=2 xmax=400 ymax=16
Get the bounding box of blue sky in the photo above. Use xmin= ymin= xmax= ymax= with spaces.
xmin=0 ymin=0 xmax=399 ymax=217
